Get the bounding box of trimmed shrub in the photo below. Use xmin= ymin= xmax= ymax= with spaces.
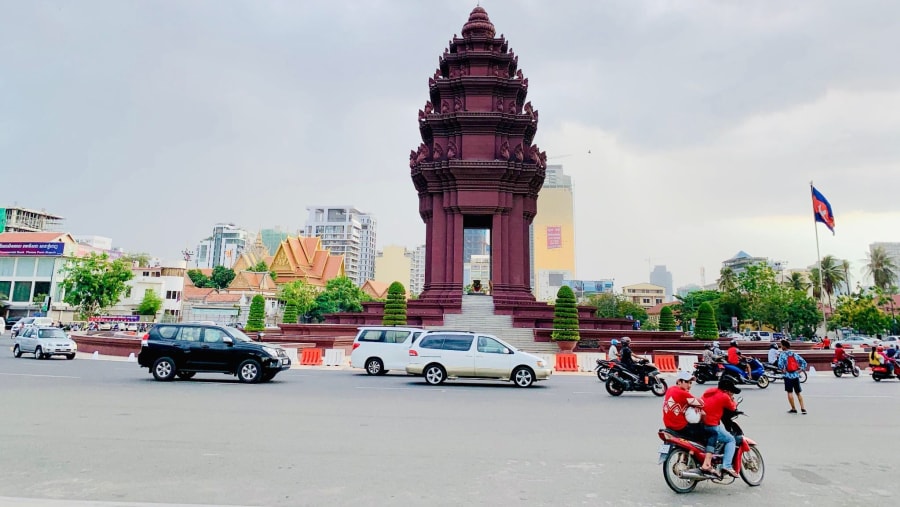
xmin=551 ymin=285 xmax=580 ymax=341
xmin=245 ymin=295 xmax=266 ymax=332
xmin=382 ymin=282 xmax=408 ymax=326
xmin=695 ymin=302 xmax=718 ymax=340
xmin=283 ymin=301 xmax=298 ymax=324
xmin=659 ymin=306 xmax=676 ymax=331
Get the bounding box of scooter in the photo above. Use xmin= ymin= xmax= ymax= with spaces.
xmin=831 ymin=356 xmax=860 ymax=378
xmin=594 ymin=358 xmax=618 ymax=381
xmin=764 ymin=362 xmax=809 ymax=383
xmin=872 ymin=361 xmax=900 ymax=381
xmin=721 ymin=357 xmax=770 ymax=389
xmin=657 ymin=404 xmax=765 ymax=493
xmin=693 ymin=360 xmax=724 ymax=384
xmin=605 ymin=359 xmax=667 ymax=396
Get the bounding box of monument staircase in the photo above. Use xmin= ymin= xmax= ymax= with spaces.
xmin=426 ymin=295 xmax=559 ymax=354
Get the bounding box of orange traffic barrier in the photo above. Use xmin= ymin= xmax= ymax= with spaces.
xmin=655 ymin=355 xmax=677 ymax=373
xmin=555 ymin=353 xmax=578 ymax=372
xmin=300 ymin=348 xmax=322 ymax=366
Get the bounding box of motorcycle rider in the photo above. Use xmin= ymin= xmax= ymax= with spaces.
xmin=662 ymin=371 xmax=715 ymax=473
xmin=833 ymin=343 xmax=852 ymax=372
xmin=702 ymin=342 xmax=724 ymax=363
xmin=727 ymin=339 xmax=753 ymax=378
xmin=767 ymin=342 xmax=781 ymax=365
xmin=620 ymin=337 xmax=649 ymax=384
xmin=608 ymin=339 xmax=620 ymax=361
xmin=701 ymin=377 xmax=741 ymax=477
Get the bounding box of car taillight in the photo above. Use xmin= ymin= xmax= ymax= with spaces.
xmin=141 ymin=333 xmax=149 ymax=346
xmin=409 ymin=350 xmax=418 ymax=356
xmin=352 ymin=343 xmax=360 ymax=350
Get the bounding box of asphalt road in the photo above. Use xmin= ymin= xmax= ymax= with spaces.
xmin=0 ymin=333 xmax=898 ymax=506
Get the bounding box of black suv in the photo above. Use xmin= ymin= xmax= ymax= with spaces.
xmin=137 ymin=323 xmax=291 ymax=383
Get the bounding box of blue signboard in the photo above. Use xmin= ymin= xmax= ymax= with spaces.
xmin=0 ymin=242 xmax=65 ymax=257
xmin=563 ymin=279 xmax=614 ymax=294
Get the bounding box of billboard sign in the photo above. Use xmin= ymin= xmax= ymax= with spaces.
xmin=563 ymin=279 xmax=614 ymax=294
xmin=0 ymin=242 xmax=65 ymax=257
xmin=546 ymin=226 xmax=562 ymax=249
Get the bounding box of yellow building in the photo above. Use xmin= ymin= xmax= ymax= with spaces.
xmin=532 ymin=165 xmax=576 ymax=301
xmin=622 ymin=283 xmax=666 ymax=310
xmin=374 ymin=245 xmax=412 ymax=292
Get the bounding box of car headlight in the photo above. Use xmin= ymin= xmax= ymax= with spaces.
xmin=536 ymin=360 xmax=545 ymax=368
xmin=262 ymin=346 xmax=280 ymax=358
xmin=71 ymin=342 xmax=78 ymax=350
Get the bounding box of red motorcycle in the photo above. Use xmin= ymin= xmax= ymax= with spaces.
xmin=871 ymin=361 xmax=899 ymax=381
xmin=657 ymin=405 xmax=765 ymax=493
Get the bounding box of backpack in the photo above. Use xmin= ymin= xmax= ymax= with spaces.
xmin=786 ymin=353 xmax=801 ymax=373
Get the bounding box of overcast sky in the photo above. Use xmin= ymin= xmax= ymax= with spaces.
xmin=2 ymin=0 xmax=899 ymax=290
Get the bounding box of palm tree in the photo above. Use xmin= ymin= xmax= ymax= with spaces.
xmin=787 ymin=272 xmax=808 ymax=292
xmin=809 ymin=268 xmax=822 ymax=300
xmin=865 ymin=245 xmax=898 ymax=291
xmin=819 ymin=255 xmax=846 ymax=313
xmin=718 ymin=267 xmax=738 ymax=293
xmin=841 ymin=259 xmax=852 ymax=295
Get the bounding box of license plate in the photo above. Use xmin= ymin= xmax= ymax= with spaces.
xmin=657 ymin=444 xmax=670 ymax=464
xmin=658 ymin=444 xmax=670 ymax=454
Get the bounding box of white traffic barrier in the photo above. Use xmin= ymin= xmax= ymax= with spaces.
xmin=808 ymin=366 xmax=817 ymax=375
xmin=127 ymin=352 xmax=137 ymax=362
xmin=324 ymin=348 xmax=345 ymax=366
xmin=284 ymin=347 xmax=298 ymax=364
xmin=92 ymin=351 xmax=99 ymax=360
xmin=577 ymin=352 xmax=605 ymax=372
xmin=679 ymin=355 xmax=700 ymax=373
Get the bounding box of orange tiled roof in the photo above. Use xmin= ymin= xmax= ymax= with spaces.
xmin=205 ymin=292 xmax=243 ymax=303
xmin=268 ymin=235 xmax=345 ymax=287
xmin=647 ymin=302 xmax=678 ymax=315
xmin=361 ymin=280 xmax=390 ymax=299
xmin=0 ymin=232 xmax=75 ymax=243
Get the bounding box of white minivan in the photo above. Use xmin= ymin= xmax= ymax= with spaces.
xmin=350 ymin=326 xmax=424 ymax=375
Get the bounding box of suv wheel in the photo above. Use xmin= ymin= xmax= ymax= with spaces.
xmin=512 ymin=366 xmax=535 ymax=387
xmin=34 ymin=346 xmax=44 ymax=360
xmin=237 ymin=359 xmax=262 ymax=383
xmin=365 ymin=358 xmax=384 ymax=376
xmin=13 ymin=345 xmax=21 ymax=358
xmin=152 ymin=357 xmax=177 ymax=381
xmin=424 ymin=364 xmax=446 ymax=385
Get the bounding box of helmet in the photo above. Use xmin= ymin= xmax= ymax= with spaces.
xmin=704 ymin=342 xmax=713 ymax=349
xmin=877 ymin=345 xmax=884 ymax=352
xmin=611 ymin=339 xmax=619 ymax=346
xmin=621 ymin=336 xmax=631 ymax=344
xmin=770 ymin=343 xmax=778 ymax=349
xmin=730 ymin=339 xmax=738 ymax=347
xmin=835 ymin=343 xmax=843 ymax=348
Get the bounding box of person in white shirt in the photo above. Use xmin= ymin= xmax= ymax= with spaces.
xmin=607 ymin=339 xmax=620 ymax=361
xmin=767 ymin=342 xmax=781 ymax=364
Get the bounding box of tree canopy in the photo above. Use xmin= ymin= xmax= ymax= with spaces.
xmin=59 ymin=253 xmax=133 ymax=319
xmin=187 ymin=266 xmax=236 ymax=291
xmin=245 ymin=295 xmax=266 ymax=331
xmin=278 ymin=280 xmax=319 ymax=322
xmin=136 ymin=289 xmax=163 ymax=316
xmin=551 ymin=285 xmax=580 ymax=341
xmin=308 ymin=276 xmax=371 ymax=322
xmin=587 ymin=292 xmax=648 ymax=324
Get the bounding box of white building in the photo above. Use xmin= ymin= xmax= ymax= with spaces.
xmin=408 ymin=245 xmax=426 ymax=297
xmin=303 ymin=206 xmax=376 ymax=286
xmin=195 ymin=223 xmax=248 ymax=269
xmin=110 ymin=263 xmax=187 ymax=321
xmin=0 ymin=232 xmax=76 ymax=321
xmin=74 ymin=235 xmax=113 ymax=251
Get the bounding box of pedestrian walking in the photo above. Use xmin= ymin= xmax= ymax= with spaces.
xmin=776 ymin=339 xmax=808 ymax=414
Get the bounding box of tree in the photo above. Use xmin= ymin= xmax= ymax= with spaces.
xmin=209 ymin=266 xmax=236 ymax=291
xmin=841 ymin=259 xmax=852 ymax=295
xmin=783 ymin=289 xmax=822 ymax=339
xmin=121 ymin=252 xmax=152 ymax=268
xmin=587 ymin=292 xmax=648 ymax=324
xmin=308 ymin=276 xmax=371 ymax=322
xmin=187 ymin=269 xmax=210 ymax=288
xmin=282 ymin=301 xmax=298 ymax=324
xmin=831 ymin=289 xmax=888 ymax=336
xmin=136 ymin=289 xmax=163 ymax=316
xmin=551 ymin=285 xmax=580 ymax=341
xmin=787 ymin=272 xmax=808 ymax=292
xmin=818 ymin=255 xmax=846 ymax=313
xmin=694 ymin=302 xmax=718 ymax=340
xmin=658 ymin=306 xmax=676 ymax=331
xmin=673 ymin=290 xmax=722 ymax=331
xmin=59 ymin=253 xmax=133 ymax=320
xmin=249 ymin=260 xmax=268 ymax=272
xmin=718 ymin=267 xmax=738 ymax=293
xmin=279 ymin=280 xmax=319 ymax=322
xmin=245 ymin=295 xmax=266 ymax=331
xmin=382 ymin=281 xmax=408 ymax=326
xmin=865 ymin=245 xmax=898 ymax=291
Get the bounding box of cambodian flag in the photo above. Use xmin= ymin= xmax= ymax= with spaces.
xmin=811 ymin=186 xmax=835 ymax=234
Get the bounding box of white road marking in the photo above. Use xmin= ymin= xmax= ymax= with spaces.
xmin=355 ymin=386 xmax=445 ymax=392
xmin=0 ymin=497 xmax=260 ymax=507
xmin=805 ymin=394 xmax=896 ymax=399
xmin=0 ymin=373 xmax=80 ymax=379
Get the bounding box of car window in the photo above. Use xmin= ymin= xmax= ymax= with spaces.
xmin=202 ymin=328 xmax=228 ymax=343
xmin=477 ymin=336 xmax=508 ymax=354
xmin=442 ymin=336 xmax=474 ymax=351
xmin=21 ymin=328 xmax=33 ymax=338
xmin=155 ymin=326 xmax=179 ymax=340
xmin=177 ymin=327 xmax=202 ymax=342
xmin=411 ymin=331 xmax=422 ymax=344
xmin=37 ymin=329 xmax=67 ymax=339
xmin=419 ymin=336 xmax=444 ymax=349
xmin=358 ymin=330 xmax=384 ymax=342
xmin=384 ymin=330 xmax=411 ymax=344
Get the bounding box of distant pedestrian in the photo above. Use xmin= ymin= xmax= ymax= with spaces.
xmin=822 ymin=336 xmax=831 ymax=349
xmin=777 ymin=339 xmax=808 ymax=414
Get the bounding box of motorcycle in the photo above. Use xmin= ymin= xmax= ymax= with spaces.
xmin=595 ymin=358 xmax=618 ymax=381
xmin=871 ymin=362 xmax=900 ymax=382
xmin=764 ymin=362 xmax=809 ymax=383
xmin=657 ymin=404 xmax=765 ymax=493
xmin=692 ymin=360 xmax=723 ymax=384
xmin=831 ymin=356 xmax=860 ymax=378
xmin=605 ymin=359 xmax=668 ymax=396
xmin=721 ymin=357 xmax=770 ymax=389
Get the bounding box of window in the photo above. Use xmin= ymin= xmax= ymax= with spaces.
xmin=442 ymin=336 xmax=474 ymax=351
xmin=358 ymin=330 xmax=384 ymax=342
xmin=384 ymin=330 xmax=411 ymax=344
xmin=36 ymin=258 xmax=55 ymax=277
xmin=203 ymin=328 xmax=228 ymax=343
xmin=38 ymin=329 xmax=66 ymax=339
xmin=477 ymin=336 xmax=508 ymax=354
xmin=21 ymin=328 xmax=33 ymax=338
xmin=12 ymin=281 xmax=32 ymax=302
xmin=155 ymin=326 xmax=179 ymax=340
xmin=15 ymin=258 xmax=35 ymax=277
xmin=419 ymin=336 xmax=444 ymax=349
xmin=0 ymin=281 xmax=10 ymax=299
xmin=33 ymin=282 xmax=50 ymax=301
xmin=642 ymin=298 xmax=650 ymax=304
xmin=178 ymin=327 xmax=202 ymax=342
xmin=0 ymin=258 xmax=13 ymax=276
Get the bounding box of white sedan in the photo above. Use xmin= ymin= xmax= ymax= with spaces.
xmin=834 ymin=335 xmax=879 ymax=349
xmin=13 ymin=326 xmax=78 ymax=360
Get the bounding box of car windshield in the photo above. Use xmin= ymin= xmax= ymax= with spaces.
xmin=37 ymin=329 xmax=67 ymax=339
xmin=226 ymin=328 xmax=254 ymax=342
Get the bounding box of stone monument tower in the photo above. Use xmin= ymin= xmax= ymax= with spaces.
xmin=410 ymin=6 xmax=546 ymax=308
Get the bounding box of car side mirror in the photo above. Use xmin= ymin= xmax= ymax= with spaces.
xmin=223 ymin=336 xmax=234 ymax=346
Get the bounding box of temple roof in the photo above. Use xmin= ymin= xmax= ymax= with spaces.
xmin=461 ymin=6 xmax=495 ymax=38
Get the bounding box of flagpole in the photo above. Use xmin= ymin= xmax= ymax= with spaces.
xmin=811 ymin=181 xmax=828 ymax=339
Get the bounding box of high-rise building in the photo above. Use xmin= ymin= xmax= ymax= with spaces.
xmin=303 ymin=206 xmax=376 ymax=286
xmin=531 ymin=165 xmax=576 ymax=301
xmin=1 ymin=206 xmax=64 ymax=233
xmin=408 ymin=245 xmax=426 ymax=297
xmin=374 ymin=245 xmax=412 ymax=290
xmin=463 ymin=229 xmax=490 ymax=286
xmin=650 ymin=265 xmax=674 ymax=302
xmin=260 ymin=228 xmax=290 ymax=257
xmin=195 ymin=223 xmax=248 ymax=269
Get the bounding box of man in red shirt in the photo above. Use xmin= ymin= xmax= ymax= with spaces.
xmin=662 ymin=371 xmax=714 ymax=472
xmin=701 ymin=378 xmax=741 ymax=477
xmin=727 ymin=339 xmax=752 ymax=378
